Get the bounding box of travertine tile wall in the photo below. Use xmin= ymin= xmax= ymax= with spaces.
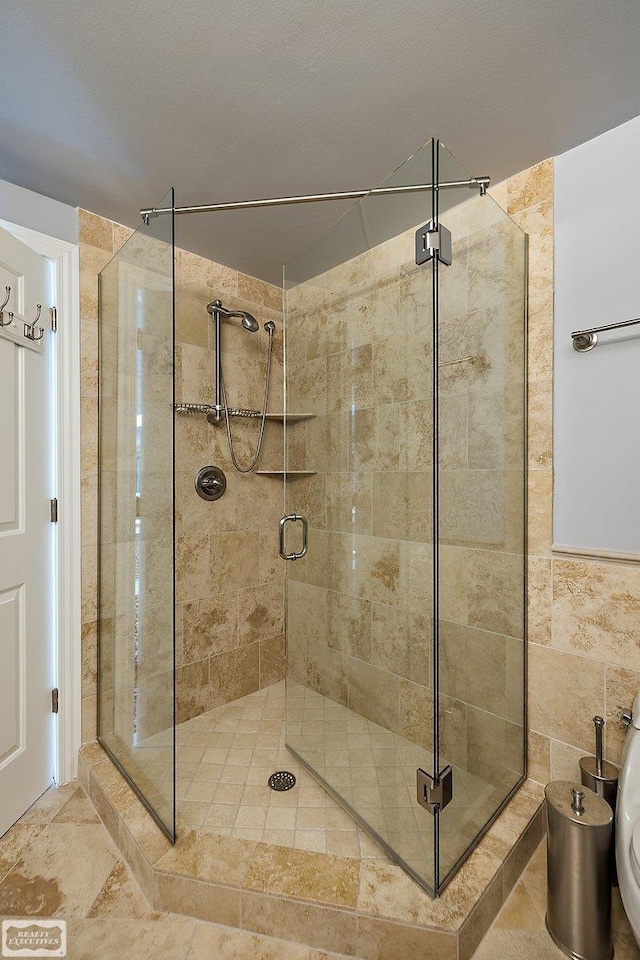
xmin=284 ymin=190 xmax=527 ymax=798
xmin=79 ymin=210 xmax=285 ymax=742
xmin=172 ymin=247 xmax=285 ymax=725
xmin=489 ymin=161 xmax=559 ymax=783
xmin=97 ymin=233 xmax=177 ymax=758
xmin=79 ymin=210 xmax=131 ymax=744
xmin=437 ymin=197 xmax=527 ymax=787
xmin=285 ymin=239 xmax=435 ymax=747
xmin=79 ymin=156 xmax=640 ymax=785
xmin=492 ymin=159 xmax=640 ymax=781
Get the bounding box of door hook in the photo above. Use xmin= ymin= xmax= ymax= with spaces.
xmin=24 ymin=303 xmax=44 ymax=342
xmin=0 ymin=286 xmax=13 ymax=327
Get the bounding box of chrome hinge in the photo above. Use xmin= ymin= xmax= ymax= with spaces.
xmin=51 ymin=688 xmax=59 ymax=714
xmin=50 ymin=306 xmax=57 ymax=332
xmin=415 ymin=221 xmax=452 ymax=266
xmin=50 ymin=498 xmax=58 ymax=522
xmin=417 ymin=765 xmax=454 ymax=815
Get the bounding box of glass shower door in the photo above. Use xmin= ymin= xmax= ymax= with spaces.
xmin=98 ymin=190 xmax=176 ymax=839
xmin=283 ymin=141 xmax=439 ymax=894
xmin=436 ymin=143 xmax=527 ymax=888
xmin=283 ymin=140 xmax=527 ymax=896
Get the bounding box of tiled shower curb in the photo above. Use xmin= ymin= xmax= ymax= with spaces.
xmin=79 ymin=742 xmax=545 ymax=959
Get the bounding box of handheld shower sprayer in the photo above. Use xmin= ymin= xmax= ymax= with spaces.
xmin=205 ymin=299 xmax=276 ymax=472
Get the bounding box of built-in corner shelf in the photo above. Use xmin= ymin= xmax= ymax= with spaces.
xmin=174 ymin=407 xmax=316 ymax=424
xmin=264 ymin=413 xmax=316 ymax=423
xmin=255 ymin=470 xmax=317 ymax=478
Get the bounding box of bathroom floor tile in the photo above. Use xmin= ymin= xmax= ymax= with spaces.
xmin=3 ymin=782 xmax=635 ymax=960
xmin=473 ymin=839 xmax=640 ymax=960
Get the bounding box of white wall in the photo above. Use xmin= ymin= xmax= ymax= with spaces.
xmin=554 ymin=115 xmax=640 ymax=555
xmin=0 ymin=178 xmax=77 ymax=244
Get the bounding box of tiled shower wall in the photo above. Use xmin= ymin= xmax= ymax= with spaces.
xmin=285 ymin=243 xmax=436 ymax=745
xmin=79 ymin=211 xmax=285 ymax=742
xmin=438 ymin=199 xmax=526 ymax=787
xmin=491 ymin=161 xmax=640 ymax=779
xmin=79 ymin=158 xmax=640 ymax=780
xmin=285 ymin=157 xmax=640 ymax=786
xmin=285 ymin=192 xmax=526 ymax=790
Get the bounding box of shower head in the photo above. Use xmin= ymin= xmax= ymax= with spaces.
xmin=235 ymin=311 xmax=259 ymax=332
xmin=207 ymin=299 xmax=259 ymax=332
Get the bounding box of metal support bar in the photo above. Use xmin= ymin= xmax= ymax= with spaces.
xmin=571 ymin=315 xmax=640 ymax=352
xmin=139 ymin=177 xmax=490 ymax=220
xmin=213 ymin=301 xmax=223 ymax=423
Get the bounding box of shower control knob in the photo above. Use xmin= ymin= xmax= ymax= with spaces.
xmin=194 ymin=465 xmax=227 ymax=502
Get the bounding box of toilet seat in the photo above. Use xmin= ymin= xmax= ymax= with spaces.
xmin=630 ymin=819 xmax=640 ymax=887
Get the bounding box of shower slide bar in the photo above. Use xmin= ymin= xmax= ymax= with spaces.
xmin=571 ymin=315 xmax=640 ymax=352
xmin=139 ymin=176 xmax=490 ymax=220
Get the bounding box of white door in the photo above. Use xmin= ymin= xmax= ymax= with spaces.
xmin=0 ymin=225 xmax=54 ymax=836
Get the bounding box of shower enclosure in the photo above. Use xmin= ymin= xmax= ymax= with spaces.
xmin=97 ymin=191 xmax=176 ymax=837
xmin=97 ymin=139 xmax=527 ymax=896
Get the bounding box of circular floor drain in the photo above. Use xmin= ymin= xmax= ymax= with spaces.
xmin=268 ymin=771 xmax=297 ymax=791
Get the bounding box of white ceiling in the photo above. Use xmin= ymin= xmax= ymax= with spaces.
xmin=2 ymin=0 xmax=640 ymax=284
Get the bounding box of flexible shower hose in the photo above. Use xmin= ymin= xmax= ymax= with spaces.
xmin=221 ymin=325 xmax=274 ymax=473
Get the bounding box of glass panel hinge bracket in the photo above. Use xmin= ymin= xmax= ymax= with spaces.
xmin=415 ymin=222 xmax=452 ymax=266
xmin=417 ymin=765 xmax=453 ymax=815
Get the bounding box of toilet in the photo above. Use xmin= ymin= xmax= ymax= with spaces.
xmin=616 ymin=689 xmax=640 ymax=943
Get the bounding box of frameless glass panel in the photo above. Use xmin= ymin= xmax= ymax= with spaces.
xmin=436 ymin=143 xmax=527 ymax=888
xmin=98 ymin=190 xmax=176 ymax=839
xmin=284 ymin=141 xmax=439 ymax=895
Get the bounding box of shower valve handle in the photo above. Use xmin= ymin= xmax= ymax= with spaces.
xmin=201 ymin=475 xmax=222 ymax=489
xmin=194 ymin=465 xmax=227 ymax=502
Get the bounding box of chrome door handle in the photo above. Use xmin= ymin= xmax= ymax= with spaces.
xmin=279 ymin=514 xmax=308 ymax=560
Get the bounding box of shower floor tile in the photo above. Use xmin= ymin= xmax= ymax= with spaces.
xmin=80 ymin=732 xmax=545 ymax=957
xmin=172 ymin=678 xmax=512 ymax=884
xmin=175 ymin=681 xmax=390 ymax=860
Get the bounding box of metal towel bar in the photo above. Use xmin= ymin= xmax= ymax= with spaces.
xmin=572 ymin=316 xmax=640 ymax=352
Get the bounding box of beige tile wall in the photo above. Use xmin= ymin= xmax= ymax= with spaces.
xmin=284 ymin=188 xmax=527 ymax=799
xmin=437 ymin=197 xmax=527 ymax=787
xmin=493 ymin=159 xmax=640 ymax=781
xmin=79 ymin=155 xmax=640 ymax=785
xmin=284 ymin=237 xmax=435 ymax=746
xmin=491 ymin=163 xmax=557 ymax=782
xmin=79 ymin=210 xmax=286 ymax=742
xmin=172 ymin=247 xmax=285 ymax=725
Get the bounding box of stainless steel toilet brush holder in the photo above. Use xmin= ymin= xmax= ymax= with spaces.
xmin=546 ymin=780 xmax=613 ymax=960
xmin=580 ymin=716 xmax=619 ymax=885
